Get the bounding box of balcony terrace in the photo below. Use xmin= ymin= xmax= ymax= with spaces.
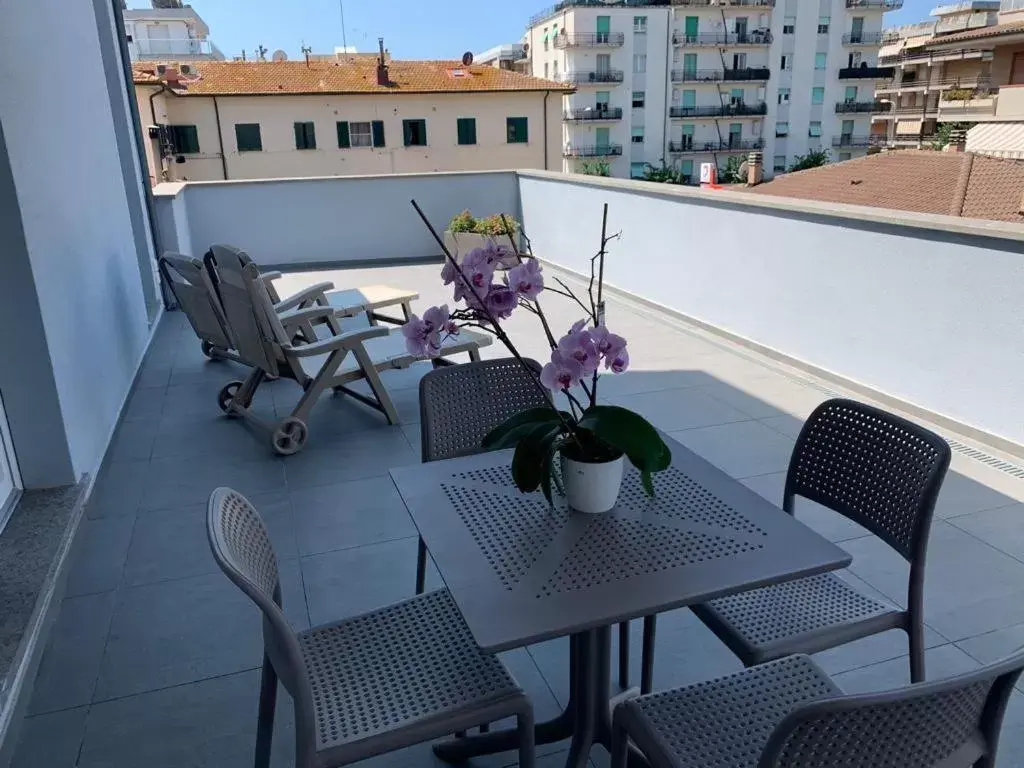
xmin=564 ymin=143 xmax=624 ymax=157
xmin=554 ymin=32 xmax=626 ymax=48
xmin=669 ymin=102 xmax=768 ymax=118
xmin=671 ymin=31 xmax=773 ymax=46
xmin=670 ymin=67 xmax=771 ymax=83
xmin=563 ymin=107 xmax=623 ymax=121
xmin=839 ymin=65 xmax=896 ymax=80
xmin=836 ymin=100 xmax=890 ymax=113
xmin=561 ymin=70 xmax=625 ymax=85
xmin=842 ymin=32 xmax=885 ymax=45
xmin=7 ymin=170 xmax=1024 ymax=768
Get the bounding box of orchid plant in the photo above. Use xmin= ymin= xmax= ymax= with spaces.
xmin=405 ymin=200 xmax=671 ymax=503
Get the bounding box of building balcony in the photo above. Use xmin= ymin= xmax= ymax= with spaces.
xmin=669 ymin=102 xmax=768 ymax=118
xmin=937 ymin=93 xmax=998 ymax=121
xmin=128 ymin=37 xmax=217 ymax=60
xmin=554 ymin=32 xmax=626 ymax=48
xmin=670 ymin=0 xmax=775 ymax=6
xmin=880 ymin=48 xmax=993 ymax=67
xmin=836 ymin=100 xmax=889 ymax=113
xmin=842 ymin=32 xmax=885 ymax=45
xmin=564 ymin=143 xmax=624 ymax=157
xmin=672 ymin=31 xmax=773 ymax=46
xmin=831 ymin=134 xmax=881 ymax=147
xmin=564 ymin=107 xmax=624 ymax=121
xmin=839 ymin=66 xmax=895 ymax=80
xmin=670 ymin=67 xmax=771 ymax=83
xmin=845 ymin=0 xmax=903 ymax=8
xmin=668 ymin=138 xmax=764 ymax=153
xmin=562 ymin=70 xmax=626 ymax=85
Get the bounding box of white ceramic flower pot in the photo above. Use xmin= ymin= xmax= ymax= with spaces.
xmin=560 ymin=453 xmax=625 ymax=514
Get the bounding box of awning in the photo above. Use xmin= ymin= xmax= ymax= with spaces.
xmin=896 ymin=119 xmax=923 ymax=135
xmin=967 ymin=122 xmax=1024 ymax=159
xmin=879 ymin=41 xmax=903 ymax=58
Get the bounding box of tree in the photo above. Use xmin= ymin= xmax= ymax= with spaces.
xmin=718 ymin=155 xmax=746 ymax=184
xmin=577 ymin=159 xmax=611 ymax=177
xmin=932 ymin=121 xmax=976 ymax=150
xmin=789 ymin=149 xmax=830 ymax=172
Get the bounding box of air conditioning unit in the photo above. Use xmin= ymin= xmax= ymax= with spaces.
xmin=179 ymin=64 xmax=194 ymax=76
xmin=156 ymin=64 xmax=168 ymax=75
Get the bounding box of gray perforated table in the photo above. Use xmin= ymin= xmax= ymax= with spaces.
xmin=389 ymin=438 xmax=851 ymax=768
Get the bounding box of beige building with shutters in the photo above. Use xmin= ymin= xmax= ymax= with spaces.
xmin=132 ymin=52 xmax=569 ymax=184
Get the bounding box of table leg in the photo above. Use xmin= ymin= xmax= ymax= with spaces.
xmin=564 ymin=631 xmax=597 ymax=768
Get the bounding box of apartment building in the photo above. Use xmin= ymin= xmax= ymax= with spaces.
xmin=876 ymin=1 xmax=1024 ymax=149
xmin=474 ymin=43 xmax=532 ymax=74
xmin=524 ymin=0 xmax=894 ymax=181
xmin=132 ymin=52 xmax=569 ymax=184
xmin=123 ymin=0 xmax=224 ymax=61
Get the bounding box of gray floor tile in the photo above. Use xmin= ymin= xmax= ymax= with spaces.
xmin=301 ymin=537 xmax=441 ymax=627
xmin=123 ymin=385 xmax=166 ymax=423
xmin=106 ymin=418 xmax=158 ymax=464
xmin=831 ymin=643 xmax=979 ymax=693
xmin=86 ymin=460 xmax=149 ymax=520
xmin=740 ymin=473 xmax=870 ymax=543
xmin=927 ymin=589 xmax=1024 ymax=643
xmin=812 ymin=624 xmax=947 ymax=677
xmin=668 ymin=420 xmax=795 ymax=479
xmin=151 ymin=409 xmax=278 ymax=461
xmin=139 ymin=454 xmax=286 ymax=512
xmin=581 ymin=368 xmax=715 ymax=398
xmin=283 ymin=428 xmax=417 ymax=489
xmin=758 ymin=413 xmax=805 ymax=439
xmin=608 ymin=387 xmax=752 ymax=433
xmin=957 ymin=622 xmax=1024 ymax=665
xmin=28 ymin=592 xmax=116 ymax=715
xmin=289 ymin=476 xmax=417 ymax=556
xmin=65 ymin=514 xmax=136 ymax=597
xmin=80 ymin=670 xmax=295 ymax=768
xmin=948 ymin=503 xmax=1024 ymax=561
xmin=9 ymin=706 xmax=89 ymax=768
xmin=933 ymin=470 xmax=1020 ymax=520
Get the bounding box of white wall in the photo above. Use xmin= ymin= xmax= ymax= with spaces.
xmin=517 ymin=171 xmax=1024 ymax=448
xmin=155 ymin=171 xmax=520 ymax=266
xmin=0 ymin=0 xmax=153 ymax=481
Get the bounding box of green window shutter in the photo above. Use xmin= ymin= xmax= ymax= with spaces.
xmin=418 ymin=119 xmax=427 ymax=145
xmin=234 ymin=123 xmax=262 ymax=152
xmin=403 ymin=119 xmax=427 ymax=146
xmin=337 ymin=121 xmax=351 ymax=148
xmin=294 ymin=122 xmax=304 ymax=148
xmin=506 ymin=117 xmax=528 ymax=143
xmin=403 ymin=120 xmax=412 ymax=146
xmin=294 ymin=122 xmax=315 ymax=149
xmin=457 ymin=118 xmax=476 ymax=145
xmin=371 ymin=120 xmax=385 ymax=147
xmin=171 ymin=125 xmax=199 ymax=153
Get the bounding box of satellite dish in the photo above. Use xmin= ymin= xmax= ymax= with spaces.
xmin=738 ymin=160 xmax=750 ymax=178
xmin=462 ymin=51 xmax=474 ymax=66
xmin=272 ymin=49 xmax=288 ymax=62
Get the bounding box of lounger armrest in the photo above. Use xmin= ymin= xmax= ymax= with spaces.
xmin=286 ymin=325 xmax=391 ymax=358
xmin=277 ymin=305 xmax=340 ymax=329
xmin=274 ymin=281 xmax=337 ymax=313
xmin=261 ymin=270 xmax=283 ymax=284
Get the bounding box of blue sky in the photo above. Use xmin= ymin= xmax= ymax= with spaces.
xmin=142 ymin=0 xmax=938 ymax=60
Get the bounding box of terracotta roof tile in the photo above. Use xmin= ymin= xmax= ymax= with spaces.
xmin=746 ymin=150 xmax=1024 ymax=224
xmin=132 ymin=59 xmax=572 ymax=95
xmin=925 ymin=19 xmax=1024 ymax=46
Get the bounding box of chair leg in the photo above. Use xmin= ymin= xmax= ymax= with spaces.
xmin=517 ymin=703 xmax=536 ymax=768
xmin=909 ymin=621 xmax=926 ymax=683
xmin=415 ymin=537 xmax=427 ymax=595
xmin=618 ymin=621 xmax=630 ymax=689
xmin=641 ymin=615 xmax=657 ymax=695
xmin=610 ymin=714 xmax=629 ymax=768
xmin=255 ymin=654 xmax=278 ymax=768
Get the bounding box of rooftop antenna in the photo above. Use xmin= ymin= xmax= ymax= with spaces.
xmin=256 ymin=44 xmax=268 ymax=61
xmin=301 ymin=43 xmax=312 ymax=67
xmin=339 ymin=0 xmax=349 ymax=52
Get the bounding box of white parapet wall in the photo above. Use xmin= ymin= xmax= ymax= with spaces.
xmin=517 ymin=170 xmax=1024 ymax=451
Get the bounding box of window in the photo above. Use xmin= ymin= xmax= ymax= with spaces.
xmin=818 ymin=16 xmax=830 ymax=34
xmin=506 ymin=116 xmax=528 ymax=143
xmin=294 ymin=121 xmax=316 ymax=150
xmin=371 ymin=120 xmax=386 ymax=147
xmin=543 ymin=27 xmax=549 ymax=51
xmin=169 ymin=124 xmax=199 ymax=154
xmin=631 ymin=126 xmax=644 ymax=144
xmin=734 ymin=17 xmax=748 ymax=36
xmin=773 ymin=154 xmax=786 ymax=171
xmin=845 ymin=85 xmax=859 ymax=102
xmin=815 ymin=52 xmax=827 ymax=70
xmin=634 ymin=15 xmax=647 ymax=33
xmin=457 ymin=117 xmax=477 ymax=146
xmin=403 ymin=119 xmax=427 ymax=146
xmin=680 ymin=158 xmax=694 ymax=181
xmin=596 ymin=90 xmax=611 ymax=110
xmin=778 ymin=87 xmax=790 ymax=105
xmin=544 ymin=62 xmax=549 ymax=79
xmin=234 ymin=123 xmax=261 ymax=152
xmin=776 ymin=121 xmax=789 ymax=137
xmin=728 ymin=123 xmax=742 ymax=147
xmin=552 ymin=60 xmax=559 ymax=78
xmin=730 ymin=88 xmax=744 ymax=106
xmin=633 ymin=54 xmax=647 ymax=73
xmin=811 ymin=87 xmax=825 ymax=105
xmin=780 ymin=54 xmax=791 ymax=70
xmin=681 ymin=89 xmax=696 ymax=108
xmin=336 ymin=121 xmax=350 ymax=148
xmin=630 ymin=161 xmax=646 ymax=178
xmin=596 ymin=16 xmax=610 ymax=43
xmin=839 ymin=152 xmax=852 ymax=162
xmin=783 ymin=16 xmax=795 ymax=34
xmin=350 ymin=122 xmax=373 ymax=147
xmin=632 ymin=90 xmax=645 ymax=108
xmin=809 ymin=121 xmax=822 ymax=137
xmin=732 ymin=52 xmax=747 ymax=70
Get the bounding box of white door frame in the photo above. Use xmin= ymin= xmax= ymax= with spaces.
xmin=0 ymin=388 xmax=22 ymax=530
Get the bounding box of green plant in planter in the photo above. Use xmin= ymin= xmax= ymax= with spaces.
xmin=447 ymin=210 xmax=477 ymax=234
xmin=409 ymin=201 xmax=671 ymax=504
xmin=447 ymin=210 xmax=522 ymax=237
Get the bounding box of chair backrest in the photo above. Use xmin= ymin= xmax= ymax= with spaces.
xmin=205 ymin=244 xmax=292 ymax=376
xmin=158 ymin=252 xmax=234 ymax=351
xmin=784 ymin=398 xmax=950 ymax=563
xmin=419 ymin=358 xmax=549 ymax=462
xmin=207 ymin=488 xmax=317 ymax=757
xmin=759 ymin=648 xmax=1024 ymax=768
xmin=203 ymin=243 xmax=283 ymax=303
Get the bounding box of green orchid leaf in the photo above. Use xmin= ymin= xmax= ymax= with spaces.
xmin=482 ymin=407 xmax=569 ymax=450
xmin=579 ymin=405 xmax=671 ymax=472
xmin=540 ymin=435 xmax=567 ymax=507
xmin=511 ymin=423 xmax=561 ymax=493
xmin=641 ymin=469 xmax=654 ymax=497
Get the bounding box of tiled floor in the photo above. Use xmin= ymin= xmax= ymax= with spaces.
xmin=11 ymin=263 xmax=1024 ymax=767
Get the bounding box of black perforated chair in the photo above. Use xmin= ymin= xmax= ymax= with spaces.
xmin=678 ymin=399 xmax=950 ymax=687
xmin=207 ymin=487 xmax=535 ymax=768
xmin=611 ymin=650 xmax=1024 ymax=768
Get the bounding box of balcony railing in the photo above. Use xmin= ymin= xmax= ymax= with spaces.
xmin=845 ymin=0 xmax=903 ymax=8
xmin=562 ymin=70 xmax=626 ymax=84
xmin=880 ymin=48 xmax=992 ymax=66
xmin=555 ymin=32 xmax=626 ymax=48
xmin=672 ymin=31 xmax=773 ymax=45
xmin=671 ymin=0 xmax=775 ymax=6
xmin=668 ymin=138 xmax=764 ymax=153
xmin=839 ymin=66 xmax=895 ymax=80
xmin=130 ymin=38 xmax=215 ymax=58
xmin=670 ymin=67 xmax=771 ymax=82
xmin=842 ymin=32 xmax=885 ymax=45
xmin=564 ymin=144 xmax=624 ymax=157
xmin=528 ymin=0 xmax=667 ymax=27
xmin=831 ymin=135 xmax=879 ymax=147
xmin=669 ymin=102 xmax=768 ymax=118
xmin=564 ymin=107 xmax=624 ymax=121
xmin=836 ymin=100 xmax=889 ymax=113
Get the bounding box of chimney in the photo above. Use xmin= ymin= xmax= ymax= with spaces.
xmin=746 ymin=150 xmax=764 ymax=186
xmin=376 ymin=37 xmax=390 ymax=86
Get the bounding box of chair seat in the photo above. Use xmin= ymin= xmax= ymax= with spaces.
xmin=692 ymin=572 xmax=904 ymax=666
xmin=616 ymin=655 xmax=840 ymax=768
xmin=298 ymin=589 xmax=523 ymax=761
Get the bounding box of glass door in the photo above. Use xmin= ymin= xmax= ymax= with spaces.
xmin=684 ymin=16 xmax=698 ymax=42
xmin=595 ymin=126 xmax=611 ymax=154
xmin=683 ymin=53 xmax=697 ymax=78
xmin=0 ymin=390 xmax=20 ymax=529
xmin=596 ymin=15 xmax=611 ymax=44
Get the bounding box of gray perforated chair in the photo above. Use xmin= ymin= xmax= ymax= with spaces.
xmin=207 ymin=487 xmax=535 ymax=768
xmin=611 ymin=649 xmax=1024 ymax=768
xmin=674 ymin=399 xmax=950 ymax=690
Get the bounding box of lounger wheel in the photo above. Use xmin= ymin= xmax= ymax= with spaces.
xmin=201 ymin=340 xmax=215 ymax=359
xmin=272 ymin=417 xmax=308 ymax=456
xmin=218 ymin=380 xmax=244 ymax=414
